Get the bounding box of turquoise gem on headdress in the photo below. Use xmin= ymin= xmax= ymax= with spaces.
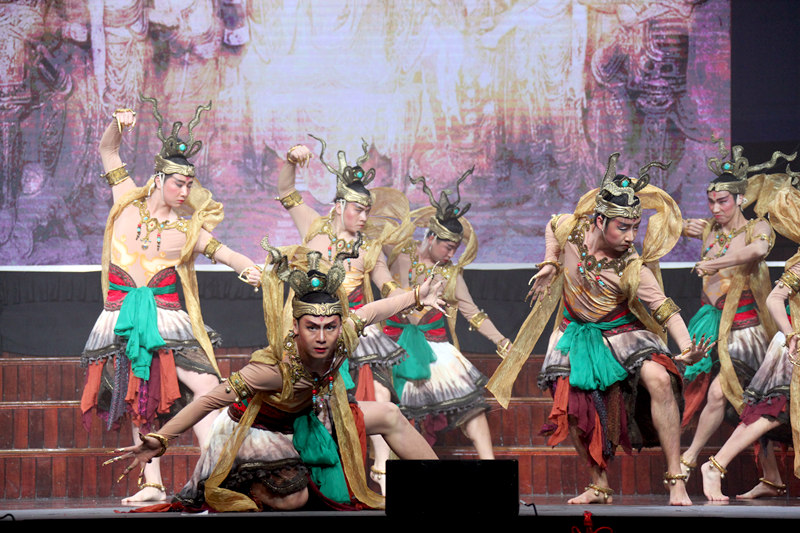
xmin=722 ymin=162 xmax=732 ymax=171
xmin=621 ymin=179 xmax=629 ymax=187
xmin=178 ymin=143 xmax=187 ymax=152
xmin=311 ymin=278 xmax=322 ymax=288
xmin=355 ymin=170 xmax=363 ymax=178
xmin=454 ymin=208 xmax=459 ymax=214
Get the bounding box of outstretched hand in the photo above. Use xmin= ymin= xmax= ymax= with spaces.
xmin=675 ymin=335 xmax=716 ymax=366
xmin=526 ymin=264 xmax=556 ymax=307
xmin=417 ymin=275 xmax=447 ymax=313
xmin=103 ymin=435 xmax=164 ymax=483
xmin=112 ymin=108 xmax=137 ymax=134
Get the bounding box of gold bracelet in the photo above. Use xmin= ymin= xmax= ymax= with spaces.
xmin=350 ymin=313 xmax=367 ymax=337
xmin=238 ymin=265 xmax=263 ymax=292
xmin=535 ymin=260 xmax=561 ymax=274
xmin=779 ymin=270 xmax=800 ymax=295
xmin=102 ymin=165 xmax=130 ymax=186
xmin=276 ymin=190 xmax=304 ymax=209
xmin=224 ymin=371 xmax=254 ymax=402
xmin=652 ymin=298 xmax=681 ymax=329
xmin=140 ymin=432 xmax=169 ymax=457
xmin=286 ymin=144 xmax=303 ymax=164
xmin=381 ymin=280 xmax=401 ymax=299
xmin=203 ymin=237 xmax=223 ymax=263
xmin=468 ymin=311 xmax=488 ymax=331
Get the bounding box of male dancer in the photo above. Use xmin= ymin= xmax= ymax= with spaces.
xmin=275 ymin=137 xmax=407 ymax=493
xmin=381 ymin=169 xmax=512 ymax=460
xmin=701 ymin=167 xmax=800 ymax=500
xmin=108 ymin=242 xmax=444 ymax=511
xmin=489 ymin=154 xmax=712 ymax=505
xmin=81 ymin=97 xmax=262 ymax=503
xmin=679 ymin=141 xmax=793 ymax=481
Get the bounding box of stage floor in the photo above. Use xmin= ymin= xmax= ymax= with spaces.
xmin=3 ymin=495 xmax=800 ymax=526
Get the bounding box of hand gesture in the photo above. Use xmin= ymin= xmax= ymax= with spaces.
xmin=526 ymin=263 xmax=556 ymax=307
xmin=417 ymin=275 xmax=447 ymax=313
xmin=692 ymin=260 xmax=717 ymax=278
xmin=103 ymin=434 xmax=165 ymax=483
xmin=112 ymin=108 xmax=137 ymax=133
xmin=675 ymin=335 xmax=716 ymax=366
xmin=287 ymin=145 xmax=313 ymax=168
xmin=683 ymin=218 xmax=708 ymax=239
xmin=238 ymin=265 xmax=263 ymax=292
xmin=787 ymin=334 xmax=800 ymax=366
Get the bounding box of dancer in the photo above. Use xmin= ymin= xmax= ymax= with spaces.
xmin=275 ymin=136 xmax=408 ymax=494
xmin=701 ymin=167 xmax=800 ymax=500
xmin=108 ymin=240 xmax=443 ymax=512
xmin=488 ymin=154 xmax=713 ymax=505
xmin=678 ymin=141 xmax=793 ymax=480
xmin=381 ymin=168 xmax=511 ymax=460
xmin=80 ymin=97 xmax=262 ymax=503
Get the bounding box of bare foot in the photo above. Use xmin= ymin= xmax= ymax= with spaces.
xmin=121 ymin=485 xmax=167 ymax=505
xmin=370 ymin=465 xmax=386 ymax=496
xmin=568 ymin=486 xmax=613 ymax=504
xmin=736 ymin=479 xmax=786 ymax=499
xmin=701 ymin=461 xmax=729 ymax=501
xmin=679 ymin=455 xmax=696 ymax=481
xmin=667 ymin=480 xmax=692 ymax=506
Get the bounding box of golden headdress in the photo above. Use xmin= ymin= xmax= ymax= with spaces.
xmin=309 ymin=134 xmax=375 ymax=207
xmin=140 ymin=93 xmax=212 ymax=177
xmin=410 ymin=167 xmax=473 ymax=243
xmin=594 ymin=153 xmax=670 ymax=220
xmin=706 ymin=136 xmax=796 ymax=196
xmin=263 ymin=234 xmax=363 ymax=319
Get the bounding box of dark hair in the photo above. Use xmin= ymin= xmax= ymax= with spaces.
xmin=426 ymin=216 xmax=463 ymax=242
xmin=298 ymin=289 xmax=339 ymax=305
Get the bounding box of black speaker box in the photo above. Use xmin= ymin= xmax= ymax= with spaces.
xmin=384 ymin=459 xmax=519 ymax=517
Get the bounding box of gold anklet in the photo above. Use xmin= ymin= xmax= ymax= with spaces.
xmin=680 ymin=455 xmax=696 ymax=471
xmin=708 ymin=456 xmax=727 ymax=478
xmin=138 ymin=482 xmax=166 ymax=492
xmin=759 ymin=477 xmax=787 ymax=495
xmin=586 ymin=483 xmax=613 ymax=501
xmin=663 ymin=472 xmax=689 ymax=486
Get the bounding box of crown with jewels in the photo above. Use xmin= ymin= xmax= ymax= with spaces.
xmin=707 ymin=136 xmax=797 ymax=195
xmin=140 ymin=93 xmax=212 ymax=177
xmin=410 ymin=167 xmax=473 ymax=243
xmin=309 ymin=134 xmax=375 ymax=207
xmin=261 ymin=234 xmax=362 ymax=318
xmin=595 ymin=153 xmax=670 ymax=220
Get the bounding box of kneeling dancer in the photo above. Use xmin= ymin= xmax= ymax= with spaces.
xmin=110 ymin=238 xmax=442 ymax=511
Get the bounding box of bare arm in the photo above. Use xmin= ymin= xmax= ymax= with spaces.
xmin=526 ymin=214 xmax=565 ymax=304
xmin=455 ymin=274 xmax=508 ymax=346
xmin=277 ymin=144 xmax=321 ymax=239
xmin=695 ymin=219 xmax=773 ymax=275
xmin=767 ymin=264 xmax=800 ymax=335
xmin=99 ymin=111 xmax=137 ymax=202
xmin=195 ymin=229 xmax=262 ymax=286
xmin=354 ymin=277 xmax=445 ymax=326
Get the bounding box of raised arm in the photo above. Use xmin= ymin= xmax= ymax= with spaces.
xmin=353 ymin=276 xmax=445 ymax=328
xmin=277 ymin=144 xmax=322 ymax=239
xmin=99 ymin=109 xmax=138 ymax=202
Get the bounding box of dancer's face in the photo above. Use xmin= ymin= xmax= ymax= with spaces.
xmin=426 ymin=235 xmax=460 ymax=264
xmin=707 ymin=191 xmax=741 ymax=226
xmin=598 ymin=216 xmax=640 ymax=253
xmin=336 ymin=201 xmax=371 ymax=234
xmin=293 ymin=314 xmax=342 ymax=364
xmin=158 ymin=174 xmax=193 ymax=207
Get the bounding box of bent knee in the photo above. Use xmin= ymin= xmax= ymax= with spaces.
xmin=640 ymin=361 xmax=672 ymax=393
xmin=251 ymin=484 xmax=309 ymax=511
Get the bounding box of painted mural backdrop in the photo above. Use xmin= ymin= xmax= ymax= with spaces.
xmin=0 ymin=0 xmax=729 ymax=265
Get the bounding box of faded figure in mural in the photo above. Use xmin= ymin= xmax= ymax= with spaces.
xmin=0 ymin=1 xmax=81 ymax=263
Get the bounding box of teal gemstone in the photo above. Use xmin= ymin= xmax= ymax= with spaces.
xmin=179 ymin=143 xmax=186 ymax=152
xmin=311 ymin=278 xmax=321 ymax=288
xmin=454 ymin=208 xmax=459 ymax=214
xmin=621 ymin=180 xmax=629 ymax=187
xmin=723 ymin=162 xmax=732 ymax=170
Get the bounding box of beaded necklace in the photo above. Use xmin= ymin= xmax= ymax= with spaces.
xmin=133 ymin=199 xmax=188 ymax=251
xmin=568 ymin=219 xmax=633 ymax=288
xmin=406 ymin=241 xmax=456 ymax=286
xmin=702 ymin=221 xmax=748 ymax=260
xmin=322 ymin=219 xmax=358 ymax=270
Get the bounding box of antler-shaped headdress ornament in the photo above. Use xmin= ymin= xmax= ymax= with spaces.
xmin=140 ymin=93 xmax=212 ymax=177
xmin=595 ymin=153 xmax=670 ymax=220
xmin=309 ymin=134 xmax=375 ymax=207
xmin=410 ymin=167 xmax=473 ymax=243
xmin=706 ymin=136 xmax=796 ymax=195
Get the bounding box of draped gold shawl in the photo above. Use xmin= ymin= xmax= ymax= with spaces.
xmin=100 ymin=176 xmax=224 ymax=376
xmin=487 ymin=184 xmax=682 ymax=407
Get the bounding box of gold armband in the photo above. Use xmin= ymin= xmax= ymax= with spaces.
xmin=225 ymin=371 xmax=254 ymax=402
xmin=381 ymin=280 xmax=401 ymax=298
xmin=414 ymin=285 xmax=424 ymax=311
xmin=652 ymin=298 xmax=681 ymax=328
xmin=102 ymin=165 xmax=130 ymax=186
xmin=276 ymin=190 xmax=304 ymax=209
xmin=779 ymin=270 xmax=800 ymax=295
xmin=350 ymin=313 xmax=367 ymax=337
xmin=468 ymin=311 xmax=488 ymax=331
xmin=203 ymin=237 xmax=223 ymax=263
